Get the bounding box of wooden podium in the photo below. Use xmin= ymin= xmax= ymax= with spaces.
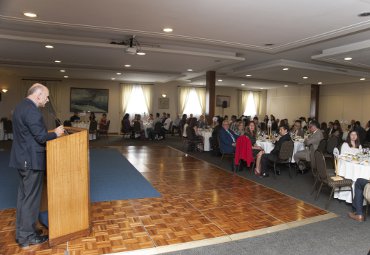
xmin=46 ymin=127 xmax=91 ymax=246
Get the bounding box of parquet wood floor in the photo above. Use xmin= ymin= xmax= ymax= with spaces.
xmin=0 ymin=145 xmax=331 ymax=255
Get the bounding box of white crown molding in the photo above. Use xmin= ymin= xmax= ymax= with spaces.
xmin=2 ymin=15 xmax=370 ymax=54
xmin=312 ymin=39 xmax=370 ymax=69
xmin=232 ymin=59 xmax=370 ymax=78
xmin=0 ymin=33 xmax=244 ymax=61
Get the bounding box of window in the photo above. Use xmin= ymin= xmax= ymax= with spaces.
xmin=243 ymin=91 xmax=257 ymax=117
xmin=183 ymin=88 xmax=203 ymax=117
xmin=125 ymin=86 xmax=149 ymax=115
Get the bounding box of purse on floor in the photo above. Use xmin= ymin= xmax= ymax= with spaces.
xmin=363 ymin=183 xmax=370 ymax=202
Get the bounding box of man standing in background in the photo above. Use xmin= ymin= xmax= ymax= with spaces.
xmin=9 ymin=83 xmax=64 ymax=248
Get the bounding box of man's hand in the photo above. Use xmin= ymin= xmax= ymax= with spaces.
xmin=54 ymin=125 xmax=65 ymax=137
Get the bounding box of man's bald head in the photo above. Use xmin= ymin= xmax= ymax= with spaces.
xmin=27 ymin=83 xmax=48 ymax=96
xmin=27 ymin=83 xmax=50 ymax=108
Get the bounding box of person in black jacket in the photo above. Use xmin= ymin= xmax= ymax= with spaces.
xmin=9 ymin=83 xmax=64 ymax=248
xmin=260 ymin=125 xmax=291 ymax=177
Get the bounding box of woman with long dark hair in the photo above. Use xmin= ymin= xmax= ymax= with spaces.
xmin=245 ymin=121 xmax=264 ymax=175
xmin=340 ymin=130 xmax=362 ymax=155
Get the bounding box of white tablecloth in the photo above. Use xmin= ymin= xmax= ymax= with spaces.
xmin=199 ymin=130 xmax=212 ymax=151
xmin=334 ymin=158 xmax=370 ymax=203
xmin=256 ymin=140 xmax=305 ymax=163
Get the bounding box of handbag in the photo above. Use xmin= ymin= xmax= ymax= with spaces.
xmin=363 ymin=183 xmax=370 ymax=202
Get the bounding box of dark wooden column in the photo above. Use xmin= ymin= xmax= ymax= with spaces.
xmin=205 ymin=71 xmax=216 ymax=123
xmin=310 ymin=84 xmax=320 ymax=120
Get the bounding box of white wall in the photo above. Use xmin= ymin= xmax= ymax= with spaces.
xmin=266 ymin=85 xmax=311 ymax=122
xmin=319 ymin=82 xmax=370 ymax=125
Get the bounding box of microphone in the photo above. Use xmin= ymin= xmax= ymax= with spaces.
xmin=46 ymin=99 xmax=69 ymax=135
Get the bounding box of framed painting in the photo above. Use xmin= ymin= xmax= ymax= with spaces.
xmin=70 ymin=88 xmax=109 ymax=113
xmin=158 ymin=98 xmax=169 ymax=109
xmin=216 ymin=95 xmax=230 ymax=107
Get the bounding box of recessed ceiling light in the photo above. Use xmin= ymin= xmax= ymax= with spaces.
xmin=23 ymin=12 xmax=37 ymax=18
xmin=260 ymin=88 xmax=264 ymax=89
xmin=302 ymin=76 xmax=308 ymax=79
xmin=45 ymin=45 xmax=54 ymax=49
xmin=137 ymin=51 xmax=146 ymax=56
xmin=63 ymin=75 xmax=68 ymax=78
xmin=60 ymin=69 xmax=65 ymax=73
xmin=218 ymin=79 xmax=223 ymax=82
xmin=111 ymin=78 xmax=116 ymax=80
xmin=187 ymin=69 xmax=193 ymax=72
xmin=344 ymin=57 xmax=352 ymax=61
xmin=360 ymin=78 xmax=366 ymax=81
xmin=163 ymin=27 xmax=173 ymax=33
xmin=54 ymin=60 xmax=61 ymax=63
xmin=124 ymin=64 xmax=131 ymax=67
xmin=241 ymin=83 xmax=245 ymax=86
xmin=116 ymin=72 xmax=122 ymax=75
xmin=284 ymin=85 xmax=289 ymax=88
xmin=246 ymin=74 xmax=252 ymax=77
xmin=318 ymin=82 xmax=323 ymax=85
xmin=282 ymin=67 xmax=289 ymax=71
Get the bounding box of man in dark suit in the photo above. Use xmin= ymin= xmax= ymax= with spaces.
xmin=260 ymin=125 xmax=291 ymax=177
xmin=218 ymin=120 xmax=239 ymax=154
xmin=9 ymin=83 xmax=64 ymax=248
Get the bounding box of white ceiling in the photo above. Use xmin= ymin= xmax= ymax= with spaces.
xmin=1 ymin=0 xmax=370 ymax=89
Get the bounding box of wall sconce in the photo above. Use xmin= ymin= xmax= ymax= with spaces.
xmin=1 ymin=89 xmax=8 ymax=93
xmin=162 ymin=94 xmax=167 ymax=98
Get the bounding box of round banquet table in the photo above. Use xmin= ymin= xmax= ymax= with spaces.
xmin=199 ymin=129 xmax=212 ymax=151
xmin=334 ymin=158 xmax=370 ymax=203
xmin=256 ymin=139 xmax=305 ymax=163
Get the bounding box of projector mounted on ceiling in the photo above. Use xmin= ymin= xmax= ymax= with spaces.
xmin=110 ymin=35 xmax=144 ymax=55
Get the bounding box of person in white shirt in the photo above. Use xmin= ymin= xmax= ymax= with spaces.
xmin=340 ymin=130 xmax=362 ymax=155
xmin=163 ymin=113 xmax=172 ymax=131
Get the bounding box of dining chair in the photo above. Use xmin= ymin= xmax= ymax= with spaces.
xmin=314 ymin=150 xmax=353 ymax=209
xmin=273 ymin=140 xmax=294 ymax=179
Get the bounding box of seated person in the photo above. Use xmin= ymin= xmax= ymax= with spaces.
xmin=294 ymin=120 xmax=323 ymax=164
xmin=291 ymin=120 xmax=305 ymax=137
xmin=99 ymin=113 xmax=109 ymax=132
xmin=234 ymin=121 xmax=245 ymax=136
xmin=348 ymin=178 xmax=370 ymax=222
xmin=365 ymin=120 xmax=370 ymax=143
xmin=260 ymin=125 xmax=291 ymax=177
xmin=121 ymin=113 xmax=131 ymax=133
xmin=197 ymin=115 xmax=206 ymax=129
xmin=245 ymin=121 xmax=264 ymax=175
xmin=186 ymin=119 xmax=203 ymax=151
xmin=218 ymin=120 xmax=239 ymax=154
xmin=171 ymin=114 xmax=181 ymax=134
xmin=163 ymin=113 xmax=172 ymax=131
xmin=341 ymin=130 xmax=362 ymax=155
xmin=70 ymin=112 xmax=80 ymax=122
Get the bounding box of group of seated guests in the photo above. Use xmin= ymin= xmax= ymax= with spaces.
xmin=120 ymin=112 xmax=182 ymax=140
xmin=66 ymin=111 xmax=109 ymax=134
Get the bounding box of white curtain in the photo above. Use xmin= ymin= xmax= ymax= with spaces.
xmin=178 ymin=87 xmax=192 ymax=114
xmin=253 ymin=91 xmax=261 ymax=116
xmin=196 ymin=88 xmax=206 ymax=114
xmin=120 ymin=84 xmax=133 ymax=115
xmin=179 ymin=87 xmax=206 ymax=117
xmin=239 ymin=90 xmax=261 ymax=117
xmin=121 ymin=84 xmax=152 ymax=118
xmin=239 ymin=90 xmax=249 ymax=117
xmin=141 ymin=85 xmax=152 ymax=114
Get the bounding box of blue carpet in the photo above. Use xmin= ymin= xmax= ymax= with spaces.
xmin=0 ymin=148 xmax=160 ymax=210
